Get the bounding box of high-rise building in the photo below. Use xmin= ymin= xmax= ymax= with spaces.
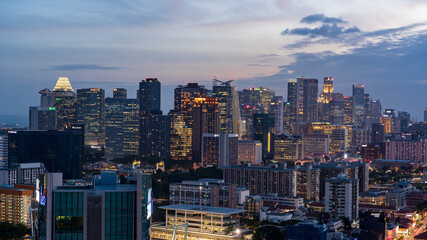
xmin=385 ymin=140 xmax=427 ymax=164
xmin=52 ymin=77 xmax=77 ymax=130
xmin=352 ymin=84 xmax=365 ymax=128
xmin=212 ymin=78 xmax=241 ymax=136
xmin=368 ymin=100 xmax=382 ymax=127
xmin=8 ymin=127 xmax=84 ymax=179
xmin=253 ymin=114 xmax=275 ymax=160
xmin=0 ymin=162 xmax=45 ymax=185
xmin=319 ymin=77 xmax=334 ymax=122
xmin=223 ymin=165 xmax=297 ymax=197
xmin=174 ymin=83 xmax=208 ymax=127
xmin=0 ymin=135 xmax=7 ymax=169
xmin=296 ymin=77 xmax=318 ymax=123
xmin=149 ymin=115 xmax=171 ymax=159
xmin=295 ymin=165 xmax=320 ymax=201
xmin=139 ymin=78 xmax=162 ymax=158
xmin=170 ymin=179 xmax=238 ymax=208
xmin=192 ymin=97 xmax=219 ymax=162
xmin=424 ymin=108 xmax=427 ymax=123
xmin=169 ymin=110 xmax=192 ymax=160
xmin=77 ymin=88 xmax=105 ymax=148
xmin=302 ymin=134 xmax=330 ymax=157
xmin=39 ymin=88 xmax=54 ymax=107
xmin=285 ymin=79 xmax=298 ymax=133
xmin=29 ymin=106 xmax=57 ymax=130
xmin=274 ymin=134 xmax=302 ymax=163
xmin=371 ymin=123 xmax=385 ymax=143
xmin=270 ymin=96 xmax=284 ymax=134
xmin=344 ymin=96 xmax=353 ymax=125
xmin=259 ymin=87 xmax=275 ymax=113
xmin=398 ymin=111 xmax=411 ymax=132
xmin=201 ymin=133 xmax=238 ymax=167
xmin=37 ymin=172 xmax=152 ymax=240
xmin=0 ymin=185 xmax=33 ymax=227
xmin=329 ymin=94 xmax=345 ymax=125
xmin=325 ymin=172 xmax=359 ymax=221
xmin=105 ymin=92 xmax=140 ymax=160
xmin=238 ymin=140 xmax=262 ymax=165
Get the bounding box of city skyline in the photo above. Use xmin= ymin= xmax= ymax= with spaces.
xmin=1 ymin=0 xmax=427 ymax=124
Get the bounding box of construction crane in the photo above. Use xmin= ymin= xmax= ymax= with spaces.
xmin=171 ymin=221 xmax=188 ymax=240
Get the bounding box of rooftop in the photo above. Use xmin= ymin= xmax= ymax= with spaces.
xmin=159 ymin=204 xmax=246 ymax=215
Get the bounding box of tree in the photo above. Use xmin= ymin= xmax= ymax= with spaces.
xmin=252 ymin=225 xmax=282 ymax=240
xmin=416 ymin=201 xmax=427 ymax=213
xmin=0 ymin=221 xmax=30 ymax=240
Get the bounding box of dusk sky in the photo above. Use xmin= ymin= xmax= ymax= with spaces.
xmin=1 ymin=0 xmax=427 ymax=125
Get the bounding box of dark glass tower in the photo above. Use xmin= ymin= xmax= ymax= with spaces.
xmin=253 ymin=114 xmax=276 ymax=160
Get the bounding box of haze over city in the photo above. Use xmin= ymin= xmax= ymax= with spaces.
xmin=1 ymin=0 xmax=427 ymax=123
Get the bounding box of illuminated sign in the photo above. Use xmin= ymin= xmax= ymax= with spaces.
xmin=49 ymin=107 xmax=56 ymax=110
xmin=147 ymin=188 xmax=152 ymax=220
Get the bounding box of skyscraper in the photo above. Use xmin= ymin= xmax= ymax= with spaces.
xmin=398 ymin=111 xmax=411 ymax=132
xmin=139 ymin=78 xmax=162 ymax=158
xmin=113 ymin=88 xmax=127 ymax=99
xmin=29 ymin=106 xmax=57 ymax=130
xmin=52 ymin=77 xmax=77 ymax=130
xmin=270 ymin=96 xmax=284 ymax=134
xmin=329 ymin=94 xmax=345 ymax=125
xmin=77 ymin=88 xmax=106 ymax=148
xmin=169 ymin=110 xmax=192 ymax=160
xmin=343 ymin=96 xmax=353 ymax=125
xmin=296 ymin=77 xmax=318 ymax=123
xmin=319 ymin=77 xmax=334 ymax=122
xmin=39 ymin=88 xmax=54 ymax=107
xmin=201 ymin=133 xmax=238 ymax=167
xmin=325 ymin=173 xmax=359 ymax=221
xmin=253 ymin=114 xmax=275 ymax=160
xmin=192 ymin=97 xmax=219 ymax=162
xmin=213 ymin=78 xmax=241 ymax=136
xmin=284 ymin=79 xmax=298 ymax=134
xmin=352 ymin=84 xmax=365 ymax=128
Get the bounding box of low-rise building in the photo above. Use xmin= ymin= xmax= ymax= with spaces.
xmin=0 ymin=185 xmax=33 ymax=227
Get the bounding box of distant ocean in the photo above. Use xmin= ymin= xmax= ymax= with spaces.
xmin=0 ymin=115 xmax=28 ymax=128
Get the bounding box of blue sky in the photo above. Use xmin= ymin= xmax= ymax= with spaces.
xmin=1 ymin=0 xmax=427 ymax=125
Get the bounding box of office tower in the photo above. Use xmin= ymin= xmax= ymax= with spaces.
xmin=151 ymin=205 xmax=249 ymax=240
xmin=0 ymin=163 xmax=45 ymax=185
xmin=381 ymin=114 xmax=400 ymax=134
xmin=169 ymin=110 xmax=192 ymax=160
xmin=398 ymin=111 xmax=411 ymax=132
xmin=352 ymin=128 xmax=370 ymax=147
xmin=319 ymin=77 xmax=334 ymax=122
xmin=274 ymin=134 xmax=302 ymax=163
xmin=223 ymin=165 xmax=297 ymax=197
xmin=76 ymin=88 xmax=105 ymax=148
xmin=286 ymin=222 xmax=328 ymax=240
xmin=309 ymin=122 xmax=352 ymax=157
xmin=170 ymin=179 xmax=238 ymax=208
xmin=238 ymin=140 xmax=262 ymax=165
xmin=52 ymin=77 xmax=77 ymax=130
xmin=368 ymin=100 xmax=382 ymax=126
xmin=363 ymin=93 xmax=371 ymax=128
xmin=201 ymin=133 xmax=238 ymax=167
xmin=286 ymin=79 xmax=297 ymax=128
xmin=343 ymin=96 xmax=353 ymax=125
xmin=384 ymin=109 xmax=395 ymax=117
xmin=37 ymin=172 xmax=152 ymax=240
xmin=8 ymin=127 xmax=84 ymax=179
xmin=361 ymin=143 xmax=385 ymax=160
xmin=325 ymin=173 xmax=359 ymax=221
xmin=385 ymin=140 xmax=427 ymax=164
xmin=113 ymin=88 xmax=127 ymax=99
xmin=29 ymin=106 xmax=57 ymax=130
xmin=212 ymin=78 xmax=241 ymax=135
xmin=371 ymin=123 xmax=384 ymax=143
xmin=253 ymin=114 xmax=275 ymax=160
xmin=0 ymin=185 xmax=33 ymax=227
xmin=283 ymin=101 xmax=292 ymax=134
xmin=352 ymin=84 xmax=365 ymax=128
xmin=149 ymin=115 xmax=171 ymax=159
xmin=302 ymin=134 xmax=330 ymax=157
xmin=425 ymin=108 xmax=427 ymax=123
xmin=296 ymin=77 xmax=318 ymax=122
xmin=122 ymin=99 xmax=140 ymax=156
xmin=259 ymin=87 xmax=275 ymax=113
xmin=295 ymin=165 xmax=320 ymax=201
xmin=270 ymin=96 xmax=284 ymax=134
xmin=329 ymin=94 xmax=345 ymax=125
xmin=0 ymin=135 xmax=8 ymax=169
xmin=174 ymin=83 xmax=208 ymax=126
xmin=39 ymin=88 xmax=54 ymax=107
xmin=192 ymin=97 xmax=219 ymax=162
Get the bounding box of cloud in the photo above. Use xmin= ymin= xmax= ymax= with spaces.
xmin=257 ymin=53 xmax=279 ymax=57
xmin=282 ymin=23 xmax=360 ymax=38
xmin=247 ymin=63 xmax=270 ymax=67
xmin=47 ymin=64 xmax=122 ymax=71
xmin=300 ymin=14 xmax=346 ymax=24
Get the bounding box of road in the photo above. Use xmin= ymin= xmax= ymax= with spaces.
xmin=405 ymin=217 xmax=427 ymax=240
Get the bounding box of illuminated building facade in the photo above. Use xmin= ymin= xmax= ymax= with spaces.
xmin=201 ymin=133 xmax=238 ymax=167
xmin=325 ymin=173 xmax=359 ymax=221
xmin=0 ymin=185 xmax=32 ymax=227
xmin=29 ymin=106 xmax=57 ymax=130
xmin=238 ymin=140 xmax=262 ymax=165
xmin=253 ymin=114 xmax=275 ymax=160
xmin=319 ymin=77 xmax=334 ymax=122
xmin=302 ymin=134 xmax=330 ymax=157
xmin=105 ymin=92 xmax=140 ymax=160
xmin=52 ymin=77 xmax=77 ymax=130
xmin=174 ymin=83 xmax=208 ymax=127
xmin=77 ymin=88 xmax=105 ymax=148
xmin=385 ymin=140 xmax=427 ymax=165
xmin=223 ymin=165 xmax=297 ymax=197
xmin=37 ymin=172 xmax=152 ymax=240
xmin=295 ymin=165 xmax=320 ymax=201
xmin=343 ymin=96 xmax=353 ymax=125
xmin=329 ymin=94 xmax=345 ymax=125
xmin=285 ymin=79 xmax=297 ymax=133
xmin=296 ymin=77 xmax=318 ymax=123
xmin=192 ymin=97 xmax=219 ymax=162
xmin=259 ymin=87 xmax=275 ymax=113
xmin=8 ymin=128 xmax=84 ymax=179
xmin=170 ymin=110 xmax=192 ymax=160
xmin=270 ymin=96 xmax=284 ymax=134
xmin=352 ymin=84 xmax=365 ymax=128
xmin=274 ymin=134 xmax=302 ymax=163
xmin=309 ymin=122 xmax=352 ymax=157
xmin=212 ymin=78 xmax=241 ymax=136
xmin=170 ymin=179 xmax=237 ymax=208
xmin=151 ymin=205 xmax=249 ymax=240
xmin=0 ymin=134 xmax=8 ymax=169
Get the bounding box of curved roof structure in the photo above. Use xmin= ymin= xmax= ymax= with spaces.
xmin=53 ymin=77 xmax=73 ymax=92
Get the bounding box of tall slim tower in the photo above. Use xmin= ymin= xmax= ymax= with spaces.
xmin=76 ymin=88 xmax=105 ymax=148
xmin=52 ymin=77 xmax=77 ymax=130
xmin=319 ymin=77 xmax=334 ymax=122
xmin=352 ymin=84 xmax=365 ymax=128
xmin=296 ymin=77 xmax=318 ymax=123
xmin=284 ymin=79 xmax=297 ymax=134
xmin=212 ymin=78 xmax=241 ymax=136
xmin=325 ymin=173 xmax=359 ymax=221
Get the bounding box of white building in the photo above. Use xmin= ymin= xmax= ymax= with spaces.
xmin=0 ymin=162 xmax=45 ymax=185
xmin=325 ymin=172 xmax=359 ymax=221
xmin=0 ymin=135 xmax=7 ymax=169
